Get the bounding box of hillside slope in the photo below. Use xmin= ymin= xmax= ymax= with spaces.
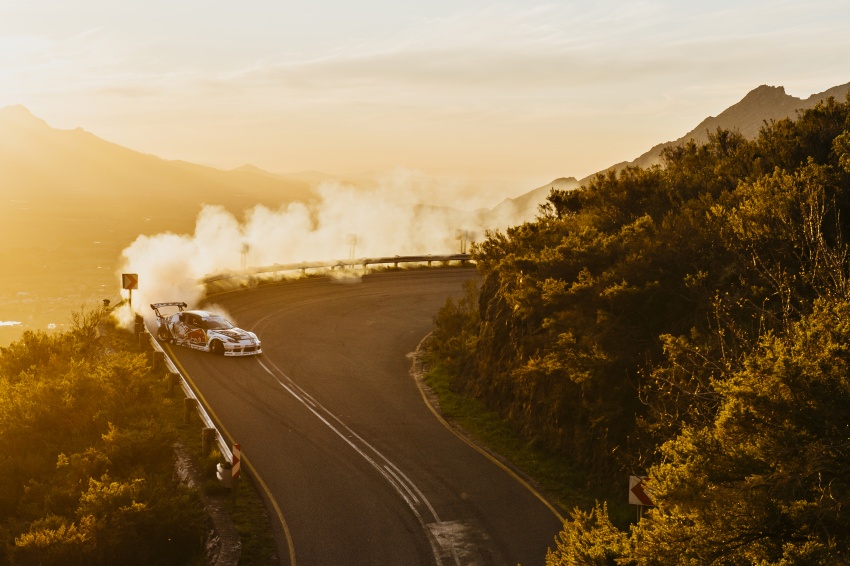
xmin=624 ymin=81 xmax=850 ymax=172
xmin=0 ymin=105 xmax=315 ymax=247
xmin=494 ymin=81 xmax=850 ymax=221
xmin=0 ymin=106 xmax=316 ymax=341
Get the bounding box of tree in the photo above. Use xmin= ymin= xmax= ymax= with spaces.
xmin=546 ymin=503 xmax=631 ymax=566
xmin=629 ymin=298 xmax=850 ymax=564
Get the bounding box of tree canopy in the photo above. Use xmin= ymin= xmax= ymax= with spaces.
xmin=0 ymin=310 xmax=205 ymax=565
xmin=429 ymin=96 xmax=850 ymax=563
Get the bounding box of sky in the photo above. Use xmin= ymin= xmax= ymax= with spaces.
xmin=2 ymin=0 xmax=850 ymax=195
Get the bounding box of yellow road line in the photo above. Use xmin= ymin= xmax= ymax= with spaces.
xmin=411 ymin=338 xmax=566 ymax=524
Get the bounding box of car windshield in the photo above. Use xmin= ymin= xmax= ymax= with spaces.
xmin=203 ymin=317 xmax=234 ymax=330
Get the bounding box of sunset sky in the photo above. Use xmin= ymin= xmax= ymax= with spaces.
xmin=2 ymin=0 xmax=849 ymax=193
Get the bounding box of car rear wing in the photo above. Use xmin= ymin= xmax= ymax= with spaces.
xmin=150 ymin=302 xmax=188 ymax=318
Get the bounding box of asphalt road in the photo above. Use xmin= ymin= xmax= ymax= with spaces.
xmin=166 ymin=268 xmax=563 ymax=566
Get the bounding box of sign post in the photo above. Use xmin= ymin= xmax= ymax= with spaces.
xmin=216 ymin=442 xmax=241 ymax=492
xmin=629 ymin=475 xmax=654 ymax=520
xmin=122 ymin=273 xmax=139 ymax=308
xmin=232 ymin=443 xmax=241 ymax=480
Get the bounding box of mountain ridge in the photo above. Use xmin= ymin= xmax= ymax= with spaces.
xmin=589 ymin=81 xmax=850 ymax=181
xmin=468 ymin=81 xmax=850 ymax=228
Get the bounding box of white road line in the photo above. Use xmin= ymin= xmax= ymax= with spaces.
xmin=384 ymin=464 xmax=421 ymax=506
xmin=256 ymin=358 xmax=455 ymax=566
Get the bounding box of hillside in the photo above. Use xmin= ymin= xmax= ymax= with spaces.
xmin=494 ymin=81 xmax=850 ymax=219
xmin=0 ymin=105 xmax=318 ymax=342
xmin=432 ymin=94 xmax=850 ymax=564
xmin=0 ymin=105 xmax=316 ymax=246
xmin=3 ymin=81 xmax=848 ymax=342
xmin=623 ymin=81 xmax=850 ymax=172
xmin=485 ymin=176 xmax=580 ymax=221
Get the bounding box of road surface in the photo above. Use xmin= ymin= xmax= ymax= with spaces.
xmin=167 ymin=268 xmax=562 ymax=565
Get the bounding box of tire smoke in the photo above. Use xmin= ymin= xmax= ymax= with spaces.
xmin=115 ymin=171 xmax=532 ymax=328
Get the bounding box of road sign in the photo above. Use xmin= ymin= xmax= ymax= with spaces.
xmin=122 ymin=273 xmax=139 ymax=290
xmin=232 ymin=443 xmax=241 ymax=479
xmin=629 ymin=475 xmax=654 ymax=506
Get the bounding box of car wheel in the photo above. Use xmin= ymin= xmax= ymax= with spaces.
xmin=210 ymin=340 xmax=225 ymax=355
xmin=157 ymin=325 xmax=171 ymax=342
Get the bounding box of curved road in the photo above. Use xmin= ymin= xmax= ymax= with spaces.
xmin=167 ymin=268 xmax=562 ymax=565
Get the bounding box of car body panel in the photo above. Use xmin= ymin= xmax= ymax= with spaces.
xmin=150 ymin=303 xmax=262 ymax=356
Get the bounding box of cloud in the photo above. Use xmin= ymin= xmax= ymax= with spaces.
xmin=6 ymin=1 xmax=850 ymax=183
xmin=182 ymin=0 xmax=850 ymax=122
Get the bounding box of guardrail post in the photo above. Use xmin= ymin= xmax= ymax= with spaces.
xmin=166 ymin=371 xmax=180 ymax=395
xmin=202 ymin=427 xmax=216 ymax=455
xmin=134 ymin=314 xmax=144 ymax=339
xmin=139 ymin=332 xmax=153 ymax=353
xmin=152 ymin=351 xmax=165 ymax=373
xmin=184 ymin=398 xmax=197 ymax=423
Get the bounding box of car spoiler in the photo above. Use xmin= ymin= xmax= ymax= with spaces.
xmin=150 ymin=302 xmax=188 ymax=318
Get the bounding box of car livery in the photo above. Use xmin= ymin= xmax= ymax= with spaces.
xmin=150 ymin=302 xmax=262 ymax=356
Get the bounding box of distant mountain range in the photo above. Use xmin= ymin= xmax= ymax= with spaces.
xmin=627 ymin=82 xmax=850 ymax=170
xmin=0 ymin=105 xmax=318 ymax=248
xmin=4 ymin=81 xmax=848 ymax=251
xmin=0 ymin=105 xmax=334 ymax=340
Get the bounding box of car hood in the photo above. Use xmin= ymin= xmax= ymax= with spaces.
xmin=211 ymin=328 xmax=257 ymax=341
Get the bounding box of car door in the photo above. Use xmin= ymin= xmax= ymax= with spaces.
xmin=185 ymin=314 xmax=207 ymax=345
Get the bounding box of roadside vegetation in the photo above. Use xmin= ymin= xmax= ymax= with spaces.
xmin=0 ymin=309 xmax=278 ymax=565
xmin=425 ymin=96 xmax=850 ymax=564
xmin=0 ymin=309 xmax=206 ymax=564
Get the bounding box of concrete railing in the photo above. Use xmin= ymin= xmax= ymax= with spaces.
xmin=201 ymin=253 xmax=473 ymax=284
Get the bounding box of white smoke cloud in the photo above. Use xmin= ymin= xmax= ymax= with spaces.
xmin=115 ymin=169 xmax=531 ymax=328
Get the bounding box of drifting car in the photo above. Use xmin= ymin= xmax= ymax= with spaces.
xmin=150 ymin=302 xmax=262 ymax=356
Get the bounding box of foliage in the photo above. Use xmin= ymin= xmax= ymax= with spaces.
xmin=628 ymin=299 xmax=850 ymax=564
xmin=427 ymin=96 xmax=850 ymax=562
xmin=545 ymin=503 xmax=631 ymax=566
xmin=424 ymin=278 xmax=480 ymax=387
xmin=0 ymin=315 xmax=205 ymax=565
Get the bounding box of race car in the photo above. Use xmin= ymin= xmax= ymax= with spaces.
xmin=150 ymin=302 xmax=262 ymax=356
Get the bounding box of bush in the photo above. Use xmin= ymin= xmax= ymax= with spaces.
xmin=0 ymin=314 xmax=206 ymax=565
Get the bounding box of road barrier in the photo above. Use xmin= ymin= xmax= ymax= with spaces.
xmin=146 ymin=257 xmax=473 ymax=484
xmin=201 ymin=253 xmax=473 ymax=284
xmin=142 ymin=329 xmax=233 ymax=464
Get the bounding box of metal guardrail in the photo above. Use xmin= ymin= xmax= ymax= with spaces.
xmin=201 ymin=253 xmax=473 ymax=284
xmin=143 ymin=329 xmax=233 ymax=462
xmin=150 ymin=255 xmax=472 ymax=463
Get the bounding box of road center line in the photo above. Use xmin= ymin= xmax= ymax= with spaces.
xmin=256 ymin=357 xmax=457 ymax=566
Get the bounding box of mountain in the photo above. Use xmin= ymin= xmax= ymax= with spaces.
xmin=0 ymin=104 xmax=322 ymax=289
xmin=0 ymin=105 xmax=320 ymax=342
xmin=622 ymin=82 xmax=850 ymax=173
xmin=2 ymin=82 xmax=848 ymax=342
xmin=495 ymin=81 xmax=850 ymax=220
xmin=0 ymin=105 xmax=316 ymax=244
xmin=485 ymin=177 xmax=580 ymax=221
